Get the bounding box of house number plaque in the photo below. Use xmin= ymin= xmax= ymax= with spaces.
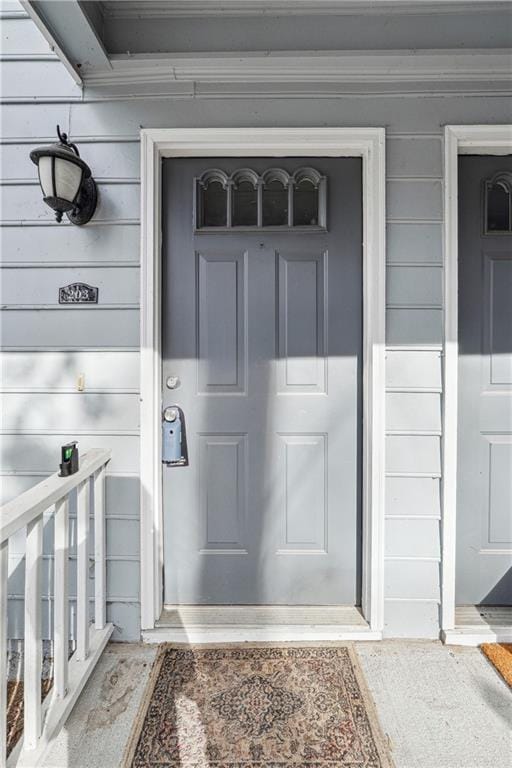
xmin=59 ymin=282 xmax=98 ymax=304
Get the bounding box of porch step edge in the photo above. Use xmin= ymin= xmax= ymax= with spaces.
xmin=142 ymin=626 xmax=381 ymax=644
xmin=442 ymin=627 xmax=512 ymax=647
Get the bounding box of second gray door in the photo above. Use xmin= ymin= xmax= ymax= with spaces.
xmin=162 ymin=157 xmax=362 ymax=605
xmin=457 ymin=156 xmax=512 ymax=605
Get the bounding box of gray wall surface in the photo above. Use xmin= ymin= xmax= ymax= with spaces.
xmin=1 ymin=1 xmax=511 ymax=640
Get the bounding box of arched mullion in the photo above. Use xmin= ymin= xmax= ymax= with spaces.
xmin=261 ymin=169 xmax=289 ymax=227
xmin=257 ymin=179 xmax=263 ymax=228
xmin=287 ymin=180 xmax=294 ymax=227
xmin=231 ymin=170 xmax=259 ymax=227
xmin=226 ymin=180 xmax=233 ymax=228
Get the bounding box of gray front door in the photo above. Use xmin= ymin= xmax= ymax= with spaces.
xmin=162 ymin=157 xmax=362 ymax=605
xmin=456 ymin=156 xmax=512 ymax=605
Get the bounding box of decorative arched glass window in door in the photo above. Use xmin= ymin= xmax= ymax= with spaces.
xmin=231 ymin=169 xmax=258 ymax=227
xmin=196 ymin=170 xmax=228 ymax=228
xmin=484 ymin=172 xmax=512 ymax=234
xmin=261 ymin=168 xmax=289 ymax=226
xmin=195 ymin=167 xmax=327 ymax=230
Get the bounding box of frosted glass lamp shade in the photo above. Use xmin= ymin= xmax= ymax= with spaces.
xmin=30 ymin=127 xmax=97 ymax=225
xmin=37 ymin=156 xmax=55 ymax=199
xmin=37 ymin=155 xmax=83 ymax=206
xmin=56 ymin=157 xmax=83 ymax=203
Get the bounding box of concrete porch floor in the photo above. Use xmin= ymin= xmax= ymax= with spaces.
xmin=40 ymin=641 xmax=511 ymax=768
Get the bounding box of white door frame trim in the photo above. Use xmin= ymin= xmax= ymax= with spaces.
xmin=441 ymin=124 xmax=512 ymax=634
xmin=139 ymin=127 xmax=386 ymax=633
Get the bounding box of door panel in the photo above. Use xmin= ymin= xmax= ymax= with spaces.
xmin=277 ymin=433 xmax=327 ymax=552
xmin=162 ymin=157 xmax=362 ymax=605
xmin=199 ymin=433 xmax=247 ymax=552
xmin=277 ymin=249 xmax=327 ymax=392
xmin=197 ymin=250 xmax=247 ymax=394
xmin=456 ymin=156 xmax=512 ymax=605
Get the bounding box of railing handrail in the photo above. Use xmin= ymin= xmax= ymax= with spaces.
xmin=0 ymin=448 xmax=111 ymax=543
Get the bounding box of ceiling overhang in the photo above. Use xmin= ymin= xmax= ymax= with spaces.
xmin=20 ymin=0 xmax=111 ymax=84
xmin=20 ymin=1 xmax=512 ymax=94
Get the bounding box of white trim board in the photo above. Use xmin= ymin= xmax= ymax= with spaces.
xmin=441 ymin=125 xmax=512 ymax=634
xmin=85 ymin=49 xmax=512 ymax=87
xmin=143 ymin=604 xmax=381 ymax=643
xmin=442 ymin=606 xmax=512 ymax=646
xmin=142 ymin=627 xmax=383 ymax=643
xmin=103 ymin=1 xmax=512 ymax=18
xmin=139 ymin=127 xmax=386 ymax=635
xmin=443 ymin=628 xmax=512 ymax=645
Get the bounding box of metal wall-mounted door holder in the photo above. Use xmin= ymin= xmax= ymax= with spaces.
xmin=162 ymin=406 xmax=187 ymax=466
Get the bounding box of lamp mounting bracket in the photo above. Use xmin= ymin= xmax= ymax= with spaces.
xmin=67 ymin=176 xmax=97 ymax=226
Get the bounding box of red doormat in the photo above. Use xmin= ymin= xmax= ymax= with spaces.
xmin=124 ymin=644 xmax=393 ymax=767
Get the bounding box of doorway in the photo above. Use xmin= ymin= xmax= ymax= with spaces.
xmin=138 ymin=127 xmax=386 ymax=636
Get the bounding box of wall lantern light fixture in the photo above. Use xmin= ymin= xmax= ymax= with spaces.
xmin=30 ymin=125 xmax=97 ymax=225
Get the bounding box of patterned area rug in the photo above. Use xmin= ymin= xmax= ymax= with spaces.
xmin=124 ymin=644 xmax=393 ymax=767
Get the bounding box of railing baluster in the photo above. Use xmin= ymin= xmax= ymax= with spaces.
xmin=76 ymin=481 xmax=89 ymax=661
xmin=0 ymin=540 xmax=8 ymax=768
xmin=24 ymin=515 xmax=43 ymax=751
xmin=94 ymin=467 xmax=106 ymax=630
xmin=54 ymin=496 xmax=69 ymax=698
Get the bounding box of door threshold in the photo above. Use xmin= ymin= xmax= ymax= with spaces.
xmin=442 ymin=605 xmax=512 ymax=646
xmin=142 ymin=605 xmax=381 ymax=643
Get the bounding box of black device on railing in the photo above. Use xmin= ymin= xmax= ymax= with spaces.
xmin=59 ymin=441 xmax=79 ymax=477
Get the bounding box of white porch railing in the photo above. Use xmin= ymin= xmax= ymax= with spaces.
xmin=0 ymin=449 xmax=113 ymax=768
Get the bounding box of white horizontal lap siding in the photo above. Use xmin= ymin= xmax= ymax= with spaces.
xmin=1 ymin=103 xmax=72 ymax=138
xmin=0 ymin=140 xmax=140 ymax=182
xmin=1 ymin=309 xmax=140 ymax=348
xmin=3 ymin=2 xmax=512 ymax=641
xmin=0 ymin=350 xmax=140 ymax=390
xmin=0 ymin=7 xmax=143 ymax=641
xmin=68 ymin=94 xmax=512 ymax=136
xmin=1 ymin=16 xmax=51 ymax=55
xmin=2 ymin=393 xmax=140 ymax=431
xmin=1 ymin=224 xmax=140 ymax=264
xmin=384 ymin=133 xmax=444 ymax=639
xmin=1 ymin=266 xmax=139 ymax=305
xmin=0 ymin=59 xmax=81 ymax=101
xmin=2 ymin=182 xmax=139 ymax=223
